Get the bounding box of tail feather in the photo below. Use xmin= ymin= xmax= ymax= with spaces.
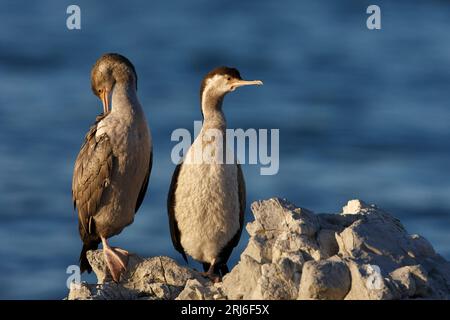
xmin=79 ymin=241 xmax=99 ymax=273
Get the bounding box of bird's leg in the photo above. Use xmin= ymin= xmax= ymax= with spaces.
xmin=101 ymin=237 xmax=129 ymax=282
xmin=201 ymin=259 xmax=221 ymax=283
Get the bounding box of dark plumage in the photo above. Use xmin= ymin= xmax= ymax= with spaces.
xmin=167 ymin=163 xmax=188 ymax=263
xmin=73 ymin=113 xmax=111 ymax=272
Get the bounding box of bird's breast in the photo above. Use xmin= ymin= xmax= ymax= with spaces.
xmin=174 ymin=161 xmax=240 ymax=262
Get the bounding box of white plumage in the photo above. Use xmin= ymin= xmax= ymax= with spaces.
xmin=174 ymin=129 xmax=240 ymax=263
xmin=168 ymin=66 xmax=262 ymax=279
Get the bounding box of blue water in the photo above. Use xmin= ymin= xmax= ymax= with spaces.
xmin=0 ymin=0 xmax=449 ymax=299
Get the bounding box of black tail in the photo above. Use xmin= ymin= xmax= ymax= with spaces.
xmin=79 ymin=240 xmax=99 ymax=273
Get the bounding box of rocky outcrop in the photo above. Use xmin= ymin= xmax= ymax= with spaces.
xmin=67 ymin=198 xmax=450 ymax=300
xmin=68 ymin=254 xmax=208 ymax=300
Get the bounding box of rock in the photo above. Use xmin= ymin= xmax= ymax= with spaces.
xmin=317 ymin=213 xmax=361 ymax=231
xmin=272 ymin=232 xmax=320 ymax=262
xmin=68 ymin=282 xmax=145 ymax=300
xmin=335 ymin=201 xmax=417 ymax=272
xmin=67 ymin=282 xmax=94 ymax=300
xmin=66 ymin=198 xmax=450 ymax=300
xmin=298 ymin=258 xmax=351 ymax=300
xmin=68 ymin=251 xmax=204 ymax=300
xmin=345 ymin=260 xmax=400 ymax=300
xmin=241 ymin=235 xmax=272 ymax=264
xmin=343 ymin=199 xmax=370 ymax=214
xmin=221 ymin=255 xmax=262 ymax=299
xmin=409 ymin=234 xmax=435 ymax=257
xmin=251 ymin=263 xmax=299 ymax=300
xmin=176 ymin=279 xmax=225 ymax=300
xmin=316 ymin=229 xmax=339 ymax=259
xmin=248 ymin=198 xmax=319 ymax=238
xmin=390 ymin=266 xmax=420 ymax=298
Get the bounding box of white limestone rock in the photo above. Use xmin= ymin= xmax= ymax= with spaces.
xmin=298 ymin=258 xmax=351 ymax=300
xmin=66 ymin=198 xmax=450 ymax=300
xmin=221 ymin=255 xmax=262 ymax=299
xmin=67 ymin=251 xmax=203 ymax=300
xmin=176 ymin=279 xmax=225 ymax=300
xmin=251 ymin=263 xmax=299 ymax=300
xmin=344 ymin=260 xmax=400 ymax=300
xmin=316 ymin=229 xmax=339 ymax=259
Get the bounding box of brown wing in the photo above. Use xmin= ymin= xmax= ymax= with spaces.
xmin=72 ymin=114 xmax=115 ymax=237
xmin=167 ymin=163 xmax=188 ymax=262
xmin=135 ymin=151 xmax=152 ymax=213
xmin=217 ymin=163 xmax=246 ymax=265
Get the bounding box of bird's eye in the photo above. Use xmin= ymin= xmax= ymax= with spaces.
xmin=98 ymin=89 xmax=103 ymax=93
xmin=227 ymin=77 xmax=231 ymax=81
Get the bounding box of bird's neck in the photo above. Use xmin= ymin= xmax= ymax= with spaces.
xmin=111 ymin=81 xmax=142 ymax=117
xmin=201 ymin=95 xmax=226 ymax=132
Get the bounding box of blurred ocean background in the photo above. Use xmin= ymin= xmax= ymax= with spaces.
xmin=0 ymin=0 xmax=449 ymax=299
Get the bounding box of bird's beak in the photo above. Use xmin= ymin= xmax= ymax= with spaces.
xmin=101 ymin=89 xmax=110 ymax=114
xmin=231 ymin=79 xmax=263 ymax=91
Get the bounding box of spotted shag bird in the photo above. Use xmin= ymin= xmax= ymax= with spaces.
xmin=168 ymin=67 xmax=262 ymax=281
xmin=72 ymin=53 xmax=152 ymax=282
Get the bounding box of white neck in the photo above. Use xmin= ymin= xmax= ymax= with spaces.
xmin=201 ymin=89 xmax=226 ymax=132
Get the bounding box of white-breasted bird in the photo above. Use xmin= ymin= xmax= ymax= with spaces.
xmin=167 ymin=67 xmax=262 ymax=281
xmin=72 ymin=53 xmax=152 ymax=282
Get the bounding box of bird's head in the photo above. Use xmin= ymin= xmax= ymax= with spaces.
xmin=91 ymin=53 xmax=138 ymax=113
xmin=200 ymin=67 xmax=263 ymax=110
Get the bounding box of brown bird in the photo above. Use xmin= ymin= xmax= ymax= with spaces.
xmin=72 ymin=53 xmax=152 ymax=281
